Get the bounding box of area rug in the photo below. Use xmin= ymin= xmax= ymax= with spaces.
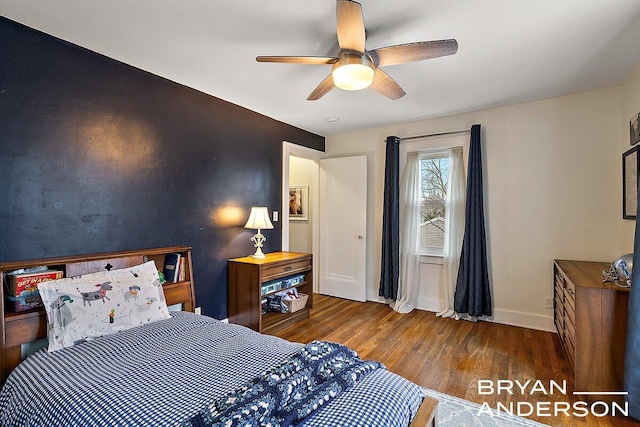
xmin=422 ymin=388 xmax=550 ymax=426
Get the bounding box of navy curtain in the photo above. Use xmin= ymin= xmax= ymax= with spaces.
xmin=379 ymin=136 xmax=400 ymax=300
xmin=454 ymin=124 xmax=492 ymax=316
xmin=624 ymin=186 xmax=640 ymax=419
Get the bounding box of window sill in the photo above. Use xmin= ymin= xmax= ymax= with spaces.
xmin=419 ymin=255 xmax=443 ymax=265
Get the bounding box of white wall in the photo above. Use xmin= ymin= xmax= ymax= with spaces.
xmin=289 ymin=156 xmax=316 ymax=253
xmin=620 ymin=62 xmax=640 ymax=252
xmin=326 ymin=86 xmax=622 ymax=331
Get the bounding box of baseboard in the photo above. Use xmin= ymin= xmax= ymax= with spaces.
xmin=366 ymin=292 xmax=555 ymax=332
xmin=488 ymin=309 xmax=555 ymax=332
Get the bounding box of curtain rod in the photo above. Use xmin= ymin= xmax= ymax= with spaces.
xmin=399 ymin=129 xmax=470 ymax=142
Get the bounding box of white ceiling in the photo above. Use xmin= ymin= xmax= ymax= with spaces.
xmin=2 ymin=0 xmax=640 ymax=137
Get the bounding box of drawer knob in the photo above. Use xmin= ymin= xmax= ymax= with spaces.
xmin=283 ymin=266 xmax=292 ymax=271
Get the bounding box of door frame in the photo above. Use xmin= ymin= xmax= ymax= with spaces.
xmin=282 ymin=141 xmax=325 ymax=292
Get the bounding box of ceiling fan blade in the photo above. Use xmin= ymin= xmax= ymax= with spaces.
xmin=256 ymin=56 xmax=338 ymax=65
xmin=307 ymin=75 xmax=335 ymax=101
xmin=370 ymin=68 xmax=405 ymax=100
xmin=336 ymin=0 xmax=366 ymax=53
xmin=368 ymin=39 xmax=458 ymax=67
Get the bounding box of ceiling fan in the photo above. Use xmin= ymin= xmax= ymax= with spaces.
xmin=256 ymin=0 xmax=458 ymax=101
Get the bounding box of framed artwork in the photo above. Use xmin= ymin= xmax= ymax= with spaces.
xmin=289 ymin=186 xmax=309 ymax=221
xmin=623 ymin=145 xmax=639 ymax=219
xmin=631 ymin=112 xmax=640 ymax=146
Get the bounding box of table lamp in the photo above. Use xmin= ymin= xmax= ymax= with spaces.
xmin=244 ymin=206 xmax=274 ymax=259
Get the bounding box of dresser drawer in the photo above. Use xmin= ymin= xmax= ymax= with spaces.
xmin=564 ymin=299 xmax=575 ymax=326
xmin=554 ymin=292 xmax=563 ymax=310
xmin=555 ymin=306 xmax=564 ymax=330
xmin=564 ymin=313 xmax=575 ymax=341
xmin=261 ymin=258 xmax=311 ymax=281
xmin=564 ymin=287 xmax=575 ymax=312
xmin=565 ymin=279 xmax=575 ymax=298
xmin=554 ymin=273 xmax=564 ymax=288
xmin=564 ymin=330 xmax=576 ymax=373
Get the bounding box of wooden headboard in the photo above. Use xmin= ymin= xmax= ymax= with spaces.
xmin=0 ymin=246 xmax=196 ymax=385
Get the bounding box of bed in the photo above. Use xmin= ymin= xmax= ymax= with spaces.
xmin=0 ymin=246 xmax=436 ymax=426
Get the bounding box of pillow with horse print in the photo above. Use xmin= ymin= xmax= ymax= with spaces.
xmin=38 ymin=261 xmax=170 ymax=352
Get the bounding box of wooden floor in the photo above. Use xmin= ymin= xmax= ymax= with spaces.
xmin=274 ymin=294 xmax=640 ymax=427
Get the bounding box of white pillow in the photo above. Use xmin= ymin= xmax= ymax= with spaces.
xmin=38 ymin=261 xmax=170 ymax=352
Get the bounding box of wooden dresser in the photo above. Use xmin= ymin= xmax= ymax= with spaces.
xmin=228 ymin=252 xmax=313 ymax=334
xmin=553 ymin=260 xmax=629 ymax=402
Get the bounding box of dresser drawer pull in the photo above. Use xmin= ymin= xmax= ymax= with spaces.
xmin=283 ymin=266 xmax=292 ymax=272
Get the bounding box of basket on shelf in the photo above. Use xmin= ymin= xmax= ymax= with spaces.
xmin=284 ymin=293 xmax=308 ymax=313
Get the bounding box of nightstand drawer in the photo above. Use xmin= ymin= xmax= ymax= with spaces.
xmin=262 ymin=258 xmax=311 ymax=281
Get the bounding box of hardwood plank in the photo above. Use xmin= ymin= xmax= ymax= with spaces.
xmin=274 ymin=294 xmax=640 ymax=427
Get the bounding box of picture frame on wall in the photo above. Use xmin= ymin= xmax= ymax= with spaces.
xmin=623 ymin=145 xmax=639 ymax=219
xmin=631 ymin=112 xmax=640 ymax=146
xmin=289 ymin=186 xmax=309 ymax=221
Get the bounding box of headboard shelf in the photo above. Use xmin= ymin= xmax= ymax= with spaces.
xmin=0 ymin=246 xmax=196 ymax=384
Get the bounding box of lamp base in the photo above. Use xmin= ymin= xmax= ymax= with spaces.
xmin=250 ymin=229 xmax=267 ymax=259
xmin=251 ymin=248 xmax=266 ymax=259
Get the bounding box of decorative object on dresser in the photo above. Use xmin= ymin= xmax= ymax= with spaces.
xmin=553 ymin=259 xmax=629 ymax=404
xmin=228 ymin=251 xmax=313 ymax=334
xmin=244 ymin=206 xmax=274 ymax=259
xmin=603 ymin=253 xmax=634 ymax=288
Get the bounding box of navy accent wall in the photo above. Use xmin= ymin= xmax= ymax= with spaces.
xmin=0 ymin=17 xmax=324 ymax=319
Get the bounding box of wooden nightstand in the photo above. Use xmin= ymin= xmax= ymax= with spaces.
xmin=228 ymin=251 xmax=313 ymax=334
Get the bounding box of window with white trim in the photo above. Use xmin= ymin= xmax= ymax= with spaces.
xmin=400 ymin=135 xmax=467 ymax=258
xmin=419 ymin=152 xmax=449 ymax=254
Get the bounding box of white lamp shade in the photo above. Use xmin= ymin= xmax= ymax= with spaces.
xmin=244 ymin=207 xmax=274 ymax=230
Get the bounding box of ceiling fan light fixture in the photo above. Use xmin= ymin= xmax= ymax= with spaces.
xmin=331 ymin=52 xmax=374 ymax=91
xmin=256 ymin=0 xmax=458 ymax=100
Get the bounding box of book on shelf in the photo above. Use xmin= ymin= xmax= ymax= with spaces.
xmin=163 ymin=253 xmax=181 ymax=283
xmin=4 ymin=268 xmax=64 ymax=312
xmin=178 ymin=256 xmax=186 ymax=282
xmin=6 ymin=269 xmax=64 ymax=295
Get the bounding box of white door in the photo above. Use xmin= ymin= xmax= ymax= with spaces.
xmin=319 ymin=156 xmax=367 ymax=301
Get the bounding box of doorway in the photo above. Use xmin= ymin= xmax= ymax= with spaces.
xmin=282 ymin=142 xmax=324 ymax=292
xmin=282 ymin=143 xmax=368 ymax=300
xmin=288 ymin=156 xmax=318 ymax=254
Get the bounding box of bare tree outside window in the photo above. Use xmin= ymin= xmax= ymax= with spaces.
xmin=420 ymin=156 xmax=449 ymax=248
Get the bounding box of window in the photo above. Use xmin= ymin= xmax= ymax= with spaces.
xmin=400 ymin=135 xmax=467 ymax=259
xmin=419 ymin=153 xmax=449 ymax=252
